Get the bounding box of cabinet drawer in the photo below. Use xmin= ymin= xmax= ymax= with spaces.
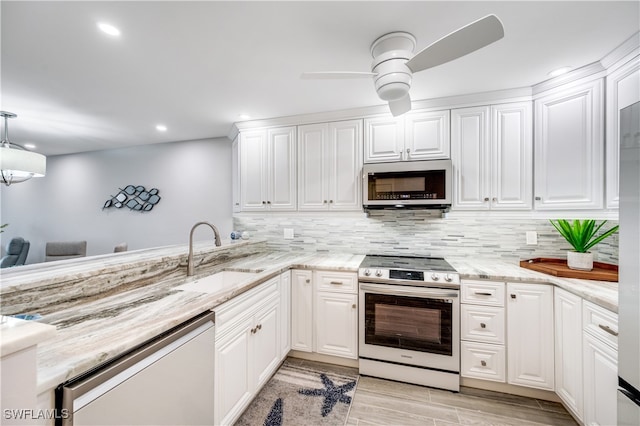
xmin=215 ymin=277 xmax=279 ymax=333
xmin=461 ymin=280 xmax=505 ymax=306
xmin=583 ymin=301 xmax=618 ymax=349
xmin=315 ymin=270 xmax=357 ymax=293
xmin=461 ymin=341 xmax=506 ymax=383
xmin=461 ymin=304 xmax=505 ymax=344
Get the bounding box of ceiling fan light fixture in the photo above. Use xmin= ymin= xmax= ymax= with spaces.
xmin=0 ymin=112 xmax=47 ymax=186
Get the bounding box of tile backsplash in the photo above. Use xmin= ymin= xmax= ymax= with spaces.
xmin=234 ymin=211 xmax=619 ymax=264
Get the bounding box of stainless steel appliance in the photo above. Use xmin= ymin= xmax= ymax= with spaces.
xmin=56 ymin=311 xmax=215 ymax=426
xmin=358 ymin=255 xmax=460 ymax=391
xmin=618 ymin=101 xmax=640 ymax=424
xmin=362 ymin=160 xmax=452 ymax=209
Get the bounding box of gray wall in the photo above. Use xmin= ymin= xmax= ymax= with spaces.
xmin=1 ymin=137 xmax=233 ymax=264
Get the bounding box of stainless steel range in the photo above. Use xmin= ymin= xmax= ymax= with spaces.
xmin=358 ymin=255 xmax=460 ymax=391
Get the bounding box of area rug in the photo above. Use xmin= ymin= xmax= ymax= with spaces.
xmin=235 ymin=359 xmax=359 ymax=426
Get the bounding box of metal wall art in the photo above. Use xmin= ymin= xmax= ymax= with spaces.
xmin=103 ymin=185 xmax=161 ymax=212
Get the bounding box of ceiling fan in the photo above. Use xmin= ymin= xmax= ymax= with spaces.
xmin=301 ymin=14 xmax=504 ymax=117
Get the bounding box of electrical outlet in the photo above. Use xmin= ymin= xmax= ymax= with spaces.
xmin=526 ymin=231 xmax=538 ymax=245
xmin=284 ymin=228 xmax=294 ymax=239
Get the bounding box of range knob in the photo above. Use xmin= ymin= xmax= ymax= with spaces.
xmin=364 ymin=269 xmax=371 ymax=276
xmin=375 ymin=269 xmax=383 ymax=277
xmin=431 ymin=273 xmax=440 ymax=281
xmin=444 ymin=274 xmax=453 ymax=282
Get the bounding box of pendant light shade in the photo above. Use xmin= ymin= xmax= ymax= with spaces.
xmin=0 ymin=111 xmax=46 ymax=186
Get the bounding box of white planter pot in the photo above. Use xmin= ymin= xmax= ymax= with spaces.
xmin=567 ymin=251 xmax=593 ymax=271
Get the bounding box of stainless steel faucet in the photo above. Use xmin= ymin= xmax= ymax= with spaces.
xmin=187 ymin=221 xmax=222 ymax=276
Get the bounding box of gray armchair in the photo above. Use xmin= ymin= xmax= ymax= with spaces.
xmin=45 ymin=241 xmax=87 ymax=262
xmin=0 ymin=237 xmax=30 ymax=268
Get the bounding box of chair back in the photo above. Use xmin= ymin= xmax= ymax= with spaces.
xmin=0 ymin=237 xmax=30 ymax=268
xmin=45 ymin=241 xmax=87 ymax=262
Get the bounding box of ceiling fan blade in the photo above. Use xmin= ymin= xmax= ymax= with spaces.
xmin=389 ymin=94 xmax=412 ymax=117
xmin=406 ymin=14 xmax=504 ymax=73
xmin=300 ymin=71 xmax=377 ymax=79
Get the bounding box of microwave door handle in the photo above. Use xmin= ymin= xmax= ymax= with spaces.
xmin=359 ymin=283 xmax=458 ymax=299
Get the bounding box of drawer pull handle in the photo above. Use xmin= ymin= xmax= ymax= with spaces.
xmin=510 ymin=294 xmax=516 ymax=299
xmin=598 ymin=324 xmax=618 ymax=337
xmin=251 ymin=327 xmax=257 ymax=334
xmin=330 ymin=281 xmax=343 ymax=285
xmin=475 ymin=292 xmax=493 ymax=296
xmin=480 ymin=323 xmax=486 ymax=329
xmin=481 ymin=360 xmax=487 ymax=367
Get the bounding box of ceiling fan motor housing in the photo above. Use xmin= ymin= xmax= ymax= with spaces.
xmin=370 ymin=32 xmax=417 ymax=102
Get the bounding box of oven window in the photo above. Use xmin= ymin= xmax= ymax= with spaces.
xmin=364 ymin=292 xmax=452 ymax=355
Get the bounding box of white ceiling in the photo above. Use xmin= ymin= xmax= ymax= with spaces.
xmin=1 ymin=1 xmax=639 ymax=156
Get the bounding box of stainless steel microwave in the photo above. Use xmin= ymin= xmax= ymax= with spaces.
xmin=362 ymin=160 xmax=452 ymax=209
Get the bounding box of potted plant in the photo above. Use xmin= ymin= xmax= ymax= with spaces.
xmin=549 ymin=219 xmax=619 ymax=271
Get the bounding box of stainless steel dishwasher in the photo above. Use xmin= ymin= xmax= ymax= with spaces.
xmin=56 ymin=311 xmax=215 ymax=426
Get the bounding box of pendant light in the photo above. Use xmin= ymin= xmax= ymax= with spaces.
xmin=0 ymin=111 xmax=46 ymax=186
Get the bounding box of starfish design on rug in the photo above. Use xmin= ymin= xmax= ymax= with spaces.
xmin=298 ymin=373 xmax=357 ymax=417
xmin=264 ymin=398 xmax=283 ymax=426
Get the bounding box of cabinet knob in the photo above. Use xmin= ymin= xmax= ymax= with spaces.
xmin=267 ymin=201 xmax=271 ymax=204
xmin=262 ymin=201 xmax=266 ymax=204
xmin=480 ymin=323 xmax=486 ymax=329
xmin=329 ymin=200 xmax=334 ymax=204
xmin=256 ymin=324 xmax=262 ymax=330
xmin=484 ymin=197 xmax=490 ymax=202
xmin=510 ymin=294 xmax=517 ymax=299
xmin=481 ymin=360 xmax=487 ymax=367
xmin=352 ymin=304 xmax=357 ymax=309
xmin=251 ymin=327 xmax=257 ymax=334
xmin=305 ymin=279 xmax=311 ymax=283
xmin=535 ymin=196 xmax=541 ymax=201
xmin=492 ymin=197 xmax=497 ymax=202
xmin=323 ymin=200 xmax=328 ymax=204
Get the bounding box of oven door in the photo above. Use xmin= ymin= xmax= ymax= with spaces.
xmin=359 ymin=282 xmax=459 ymax=372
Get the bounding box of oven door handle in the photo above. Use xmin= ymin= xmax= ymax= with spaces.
xmin=359 ymin=283 xmax=458 ymax=299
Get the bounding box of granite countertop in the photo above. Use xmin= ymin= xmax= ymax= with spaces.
xmin=5 ymin=249 xmax=616 ymax=395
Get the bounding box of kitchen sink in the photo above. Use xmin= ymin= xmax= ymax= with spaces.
xmin=175 ymin=270 xmax=261 ymax=294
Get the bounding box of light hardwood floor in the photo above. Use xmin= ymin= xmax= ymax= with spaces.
xmin=347 ymin=375 xmax=578 ymax=426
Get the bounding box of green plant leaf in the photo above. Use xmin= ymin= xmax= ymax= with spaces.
xmin=549 ymin=219 xmax=618 ymax=253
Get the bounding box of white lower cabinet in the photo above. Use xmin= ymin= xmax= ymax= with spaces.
xmin=554 ymin=288 xmax=583 ymax=422
xmin=315 ymin=291 xmax=358 ymax=358
xmin=279 ymin=270 xmax=291 ymax=359
xmin=291 ymin=269 xmax=358 ymax=359
xmin=213 ymin=274 xmax=286 ymax=426
xmin=582 ymin=301 xmax=618 ymax=426
xmin=460 ymin=280 xmax=506 ymax=383
xmin=507 ymin=283 xmax=554 ymax=390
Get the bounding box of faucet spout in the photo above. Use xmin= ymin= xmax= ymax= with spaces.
xmin=187 ymin=221 xmax=222 ymax=276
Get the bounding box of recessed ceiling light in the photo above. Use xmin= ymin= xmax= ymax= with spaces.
xmin=24 ymin=143 xmax=36 ymax=150
xmin=548 ymin=66 xmax=572 ymax=78
xmin=156 ymin=125 xmax=167 ymax=132
xmin=97 ymin=22 xmax=121 ymax=37
xmin=238 ymin=114 xmax=251 ymax=120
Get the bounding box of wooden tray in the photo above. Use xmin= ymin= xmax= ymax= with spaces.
xmin=520 ymin=257 xmax=618 ymax=282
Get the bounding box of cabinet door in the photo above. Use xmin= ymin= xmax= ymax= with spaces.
xmin=291 ymin=270 xmax=314 ymax=352
xmin=232 ymin=136 xmax=241 ymax=213
xmin=405 ymin=110 xmax=450 ymax=160
xmin=506 ymin=283 xmax=554 ymax=390
xmin=267 ymin=127 xmax=297 ymax=210
xmin=214 ymin=319 xmax=253 ymax=426
xmin=328 ymin=120 xmax=363 ymax=210
xmin=298 ymin=123 xmax=329 ymax=210
xmin=605 ymin=56 xmax=640 ymax=209
xmin=251 ymin=300 xmax=280 ymax=390
xmin=554 ymin=288 xmax=583 ymax=421
xmin=583 ymin=332 xmax=618 ymax=426
xmin=534 ymin=79 xmax=604 ymax=209
xmin=363 ymin=116 xmax=404 ymax=163
xmin=279 ymin=271 xmax=291 ymax=359
xmin=239 ymin=130 xmax=268 ymax=211
xmin=315 ymin=291 xmax=358 ymax=359
xmin=451 ymin=106 xmax=491 ymax=210
xmin=491 ymin=102 xmax=532 ymax=210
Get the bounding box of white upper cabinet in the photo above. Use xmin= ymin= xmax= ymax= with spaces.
xmin=451 ymin=102 xmax=532 ymax=210
xmin=364 ymin=110 xmax=450 ymax=163
xmin=605 ymin=55 xmax=640 ymax=209
xmin=533 ymin=78 xmax=604 ymax=210
xmin=298 ymin=120 xmax=363 ymax=211
xmin=239 ymin=127 xmax=297 ymax=211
